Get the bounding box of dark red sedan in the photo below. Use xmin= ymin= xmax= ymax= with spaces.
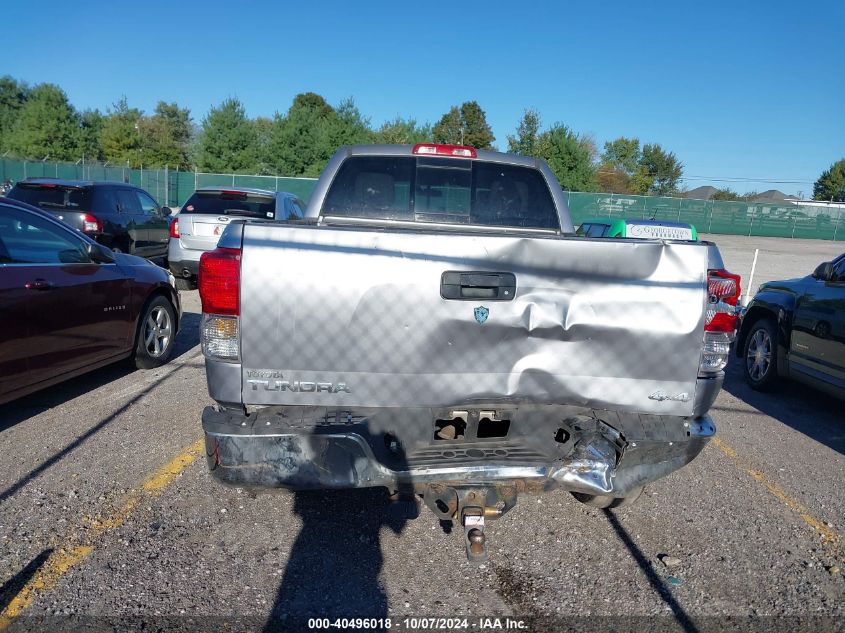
xmin=0 ymin=197 xmax=181 ymax=405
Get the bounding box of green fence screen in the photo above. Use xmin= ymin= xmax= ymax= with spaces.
xmin=566 ymin=192 xmax=845 ymax=241
xmin=2 ymin=158 xmax=843 ymax=241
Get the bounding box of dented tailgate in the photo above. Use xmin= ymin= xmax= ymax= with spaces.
xmin=238 ymin=223 xmax=708 ymax=416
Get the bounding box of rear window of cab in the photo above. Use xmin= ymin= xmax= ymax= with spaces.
xmin=321 ymin=156 xmax=560 ymax=230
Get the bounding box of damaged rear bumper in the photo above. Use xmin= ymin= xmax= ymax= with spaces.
xmin=201 ymin=404 xmax=716 ymax=498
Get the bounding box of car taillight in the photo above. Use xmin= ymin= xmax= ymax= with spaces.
xmin=700 ymin=268 xmax=741 ymax=374
xmin=199 ymin=246 xmax=241 ymax=361
xmin=169 ymin=218 xmax=180 ymax=238
xmin=199 ymin=247 xmax=240 ymax=316
xmin=705 ymin=269 xmax=741 ymax=332
xmin=412 ymin=143 xmax=477 ymax=158
xmin=81 ymin=213 xmax=102 ymax=234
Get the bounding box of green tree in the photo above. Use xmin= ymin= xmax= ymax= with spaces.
xmin=432 ymin=106 xmax=462 ymax=145
xmin=432 ymin=101 xmax=494 ymax=148
xmin=596 ymin=166 xmax=633 ymax=194
xmin=536 ymin=124 xmax=598 ymax=191
xmin=507 ymin=109 xmax=542 ymax=156
xmin=711 ymin=187 xmax=741 ymax=201
xmin=290 ymin=92 xmax=335 ymax=118
xmin=601 ymin=137 xmax=641 ymax=175
xmin=0 ymin=76 xmax=29 ymax=151
xmin=596 ymin=137 xmax=641 ymax=194
xmin=253 ymin=116 xmax=276 ymax=174
xmin=195 ymin=98 xmax=257 ymax=173
xmin=5 ymin=83 xmax=80 ymax=160
xmin=324 ymin=98 xmax=373 ymax=149
xmin=269 ymin=94 xmax=372 ymax=177
xmin=374 ymin=116 xmax=432 ymax=144
xmin=631 ymin=143 xmax=683 ymax=196
xmin=459 ymin=101 xmax=494 ymax=149
xmin=99 ymin=97 xmax=142 ymax=166
xmin=813 ymin=159 xmax=845 ymax=202
xmin=138 ymin=101 xmax=192 ymax=169
xmin=270 ymin=92 xmax=336 ymax=177
xmin=76 ymin=109 xmax=104 ymax=162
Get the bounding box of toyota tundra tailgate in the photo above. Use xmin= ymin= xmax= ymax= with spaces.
xmin=237 ymin=223 xmax=708 ymax=417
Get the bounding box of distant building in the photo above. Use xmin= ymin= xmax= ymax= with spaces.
xmin=750 ymin=189 xmax=798 ymax=203
xmin=684 ymin=186 xmax=718 ymax=200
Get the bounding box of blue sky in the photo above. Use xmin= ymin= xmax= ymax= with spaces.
xmin=4 ymin=0 xmax=843 ymax=196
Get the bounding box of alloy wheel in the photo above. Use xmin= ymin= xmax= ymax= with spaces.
xmin=746 ymin=327 xmax=772 ymax=382
xmin=144 ymin=306 xmax=172 ymax=358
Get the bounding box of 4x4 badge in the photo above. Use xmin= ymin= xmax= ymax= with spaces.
xmin=474 ymin=306 xmax=489 ymax=324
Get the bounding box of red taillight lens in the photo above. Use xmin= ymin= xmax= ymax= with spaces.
xmin=705 ymin=269 xmax=741 ymax=332
xmin=412 ymin=143 xmax=477 ymax=158
xmin=199 ymin=247 xmax=241 ymax=316
xmin=169 ymin=218 xmax=180 ymax=238
xmin=81 ymin=213 xmax=102 ymax=234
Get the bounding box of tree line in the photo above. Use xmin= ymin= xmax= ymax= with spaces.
xmin=1 ymin=76 xmax=842 ymax=200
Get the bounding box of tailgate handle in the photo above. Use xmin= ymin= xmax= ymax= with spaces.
xmin=440 ymin=271 xmax=516 ymax=301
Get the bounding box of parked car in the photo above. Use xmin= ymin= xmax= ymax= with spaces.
xmin=197 ymin=143 xmax=738 ymax=561
xmin=576 ymin=217 xmax=698 ymax=240
xmin=737 ymin=252 xmax=845 ymax=399
xmin=168 ymin=187 xmax=305 ymax=290
xmin=6 ymin=178 xmax=172 ymax=262
xmin=0 ymin=197 xmax=181 ymax=405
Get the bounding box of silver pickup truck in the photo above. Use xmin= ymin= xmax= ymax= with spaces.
xmin=198 ymin=143 xmax=740 ymax=561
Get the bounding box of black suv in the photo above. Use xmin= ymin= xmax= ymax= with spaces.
xmin=737 ymin=252 xmax=845 ymax=399
xmin=6 ymin=179 xmax=172 ymax=261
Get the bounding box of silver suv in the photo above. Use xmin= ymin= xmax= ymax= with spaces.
xmin=168 ymin=187 xmax=305 ymax=289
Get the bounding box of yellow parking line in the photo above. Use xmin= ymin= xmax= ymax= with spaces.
xmin=711 ymin=436 xmax=842 ymax=562
xmin=0 ymin=438 xmax=205 ymax=629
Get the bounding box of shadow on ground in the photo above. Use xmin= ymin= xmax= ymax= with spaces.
xmin=604 ymin=509 xmax=698 ymax=633
xmin=263 ymin=489 xmax=414 ymax=630
xmin=720 ymin=356 xmax=844 ymax=456
xmin=261 ymin=424 xmax=417 ymax=631
xmin=0 ymin=548 xmax=53 ymax=613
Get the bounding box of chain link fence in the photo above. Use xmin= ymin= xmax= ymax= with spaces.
xmin=566 ymin=192 xmax=845 ymax=241
xmin=2 ymin=158 xmax=843 ymax=241
xmin=0 ymin=158 xmax=316 ymax=211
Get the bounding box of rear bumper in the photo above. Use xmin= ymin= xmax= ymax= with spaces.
xmin=202 ymin=404 xmax=716 ymax=497
xmin=168 ymin=240 xmax=201 ymax=277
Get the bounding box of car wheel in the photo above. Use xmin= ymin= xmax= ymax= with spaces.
xmin=743 ymin=318 xmax=778 ymax=390
xmin=134 ymin=295 xmax=176 ymax=369
xmin=571 ymin=486 xmax=643 ymax=509
xmin=175 ymin=277 xmax=196 ymax=291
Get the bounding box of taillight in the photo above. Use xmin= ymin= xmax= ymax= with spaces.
xmin=705 ymin=269 xmax=741 ymax=332
xmin=199 ymin=247 xmax=240 ymax=316
xmin=199 ymin=246 xmax=241 ymax=361
xmin=169 ymin=218 xmax=180 ymax=238
xmin=412 ymin=143 xmax=477 ymax=158
xmin=700 ymin=268 xmax=741 ymax=375
xmin=81 ymin=213 xmax=102 ymax=234
xmin=201 ymin=314 xmax=239 ymax=361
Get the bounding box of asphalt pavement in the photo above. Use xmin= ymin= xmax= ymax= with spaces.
xmin=0 ymin=235 xmax=843 ymax=632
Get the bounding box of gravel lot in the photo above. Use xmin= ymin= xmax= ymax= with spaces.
xmin=0 ymin=235 xmax=843 ymax=632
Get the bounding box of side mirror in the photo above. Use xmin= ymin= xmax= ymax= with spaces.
xmin=813 ymin=261 xmax=832 ymax=280
xmin=161 ymin=206 xmax=173 ymax=217
xmin=87 ymin=242 xmax=116 ymax=264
